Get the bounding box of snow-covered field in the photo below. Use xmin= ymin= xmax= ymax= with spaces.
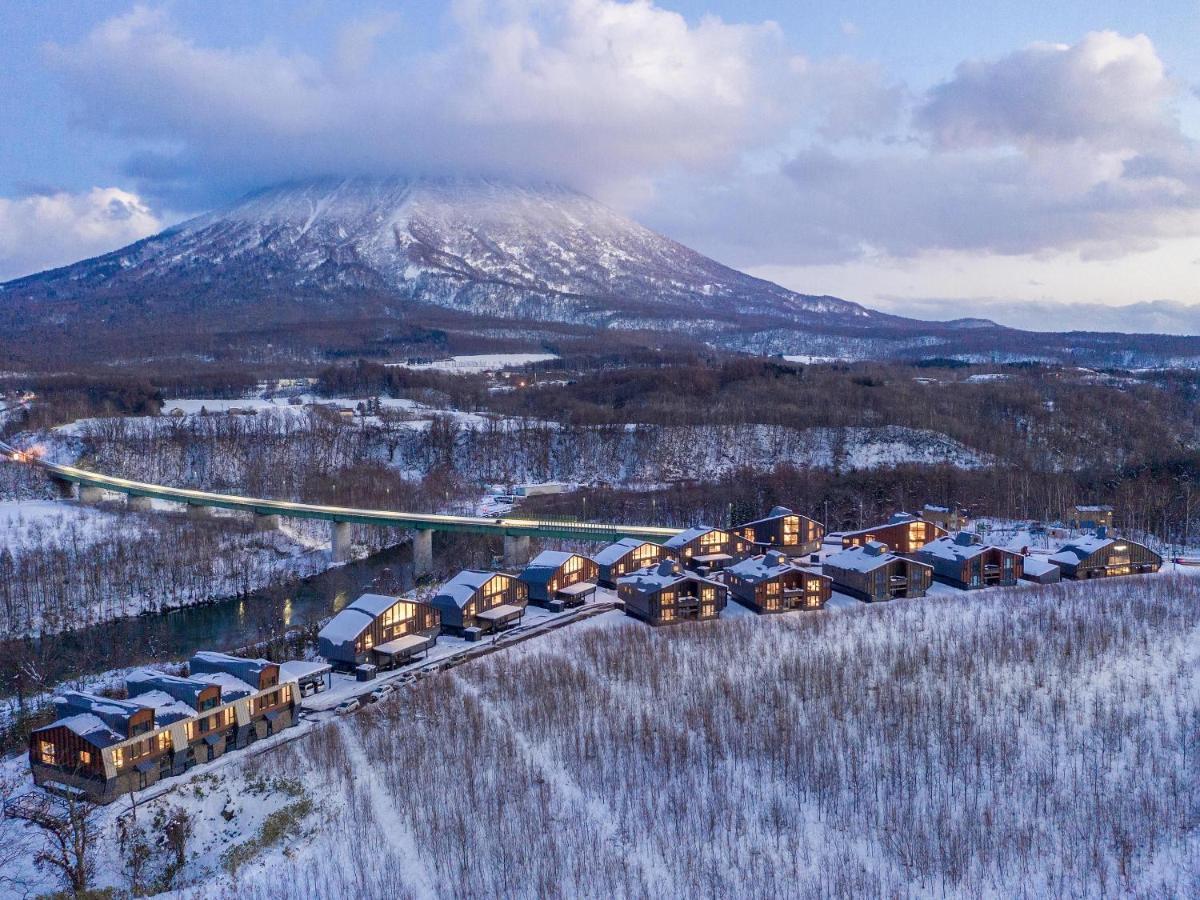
xmin=5 ymin=575 xmax=1194 ymax=898
xmin=387 ymin=353 xmax=560 ymax=372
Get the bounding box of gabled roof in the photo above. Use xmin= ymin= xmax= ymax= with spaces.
xmin=187 ymin=671 xmax=256 ymax=701
xmin=824 ymin=541 xmax=918 ymax=574
xmin=1048 ymin=533 xmax=1115 ymax=564
xmin=318 ymin=593 xmax=418 ymax=646
xmin=918 ymin=533 xmax=1011 ymax=563
xmin=346 ymin=593 xmax=404 ymax=617
xmin=520 ymin=550 xmax=588 ymax=586
xmin=737 ymin=506 xmax=806 ymax=528
xmin=619 ymin=560 xmax=722 ymax=596
xmin=1021 ymin=556 xmax=1060 ymax=577
xmin=594 ymin=537 xmax=653 ymax=566
xmin=34 ymin=713 xmax=125 ymax=749
xmin=190 ymin=651 xmax=275 ymax=687
xmin=664 ymin=526 xmax=727 ymax=549
xmin=829 ymin=512 xmax=936 ymax=541
xmin=726 ymin=552 xmax=799 ymax=584
xmin=126 ymin=668 xmax=213 ymax=707
xmin=54 ymin=691 xmax=146 ymax=732
xmin=434 ymin=569 xmax=510 ymax=609
xmin=128 ymin=689 xmax=198 ymax=725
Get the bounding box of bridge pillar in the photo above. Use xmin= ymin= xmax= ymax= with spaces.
xmin=127 ymin=496 xmax=153 ymax=512
xmin=412 ymin=529 xmax=433 ymax=578
xmin=254 ymin=513 xmax=283 ymax=532
xmin=52 ymin=478 xmax=75 ymax=500
xmin=78 ymin=486 xmax=104 ymax=506
xmin=330 ymin=522 xmax=353 ymax=563
xmin=186 ymin=503 xmax=213 ymax=521
xmin=503 ymin=534 xmax=531 ymax=569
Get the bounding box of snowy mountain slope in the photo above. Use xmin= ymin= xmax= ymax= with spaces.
xmin=1 ymin=177 xmax=868 ymax=329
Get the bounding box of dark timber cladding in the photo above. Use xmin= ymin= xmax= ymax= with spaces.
xmin=430 ymin=570 xmax=528 ymax=634
xmin=735 ymin=506 xmax=824 ymax=557
xmin=664 ymin=526 xmax=753 ymax=573
xmin=593 ymin=538 xmax=672 ymax=588
xmin=915 ymin=533 xmax=1023 ymax=589
xmin=827 ymin=512 xmax=948 ymax=554
xmin=519 ymin=550 xmax=599 ymax=608
xmin=1048 ymin=530 xmax=1161 ymax=579
xmin=318 ymin=593 xmax=441 ymax=670
xmin=618 ymin=559 xmax=728 ymax=626
xmin=725 ymin=551 xmax=832 ymax=613
xmin=823 ymin=541 xmax=933 ymax=602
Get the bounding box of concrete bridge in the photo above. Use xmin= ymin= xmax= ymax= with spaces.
xmin=1 ymin=443 xmax=677 ymax=574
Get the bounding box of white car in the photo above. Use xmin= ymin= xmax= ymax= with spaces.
xmin=335 ymin=699 xmax=360 ymax=715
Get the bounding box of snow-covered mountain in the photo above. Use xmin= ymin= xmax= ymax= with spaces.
xmin=2 ymin=177 xmax=867 ymax=329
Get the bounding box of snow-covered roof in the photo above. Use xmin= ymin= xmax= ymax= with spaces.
xmin=1021 ymin=556 xmax=1060 ymax=576
xmin=126 ymin=668 xmax=212 ymax=706
xmin=664 ymin=526 xmax=724 ymax=549
xmin=1073 ymin=505 xmax=1113 ymax=512
xmin=520 ymin=550 xmax=586 ymax=586
xmin=190 ymin=651 xmax=274 ymax=687
xmin=279 ymin=660 xmax=333 ymax=683
xmin=917 ymin=533 xmax=1007 ymax=563
xmin=824 ymin=541 xmax=911 ymax=573
xmin=187 ymin=671 xmax=255 ymax=701
xmin=434 ymin=570 xmax=506 ymax=609
xmin=318 ymin=607 xmax=375 ymax=647
xmin=726 ymin=552 xmax=796 ymax=584
xmin=832 ymin=512 xmax=924 ymax=540
xmin=594 ymin=537 xmax=650 ymax=566
xmin=36 ymin=713 xmax=124 ymax=748
xmin=128 ymin=689 xmax=197 ymax=725
xmin=922 ymin=504 xmax=950 ymax=513
xmin=1048 ymin=533 xmax=1115 ymax=564
xmin=619 ymin=559 xmax=720 ymax=596
xmin=346 ymin=593 xmax=404 ymax=617
xmin=55 ymin=691 xmax=146 ymax=732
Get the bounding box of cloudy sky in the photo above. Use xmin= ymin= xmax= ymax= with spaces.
xmin=2 ymin=0 xmax=1198 ymax=332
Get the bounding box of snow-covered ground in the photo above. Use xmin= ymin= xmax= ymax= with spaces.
xmin=387 ymin=353 xmax=560 ymax=372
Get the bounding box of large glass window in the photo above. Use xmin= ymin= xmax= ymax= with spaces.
xmin=112 ymin=746 xmax=125 ymax=770
xmin=39 ymin=741 xmax=56 ymax=765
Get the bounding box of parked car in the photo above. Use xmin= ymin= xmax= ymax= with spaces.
xmin=369 ymin=685 xmax=394 ymax=703
xmin=335 ymin=699 xmax=360 ymax=715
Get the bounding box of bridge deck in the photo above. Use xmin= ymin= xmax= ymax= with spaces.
xmin=3 ymin=446 xmax=676 ymax=542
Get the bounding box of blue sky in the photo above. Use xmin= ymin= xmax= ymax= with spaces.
xmin=2 ymin=1 xmax=1198 ymax=330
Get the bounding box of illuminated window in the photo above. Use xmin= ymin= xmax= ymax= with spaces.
xmin=158 ymin=732 xmax=171 ymax=751
xmin=782 ymin=518 xmax=798 ymax=544
xmin=699 ymin=531 xmax=724 ymax=549
xmin=39 ymin=741 xmax=56 ymax=765
xmin=78 ymin=749 xmax=91 ymax=766
xmin=744 ymin=527 xmax=757 ymax=542
xmin=363 ymin=632 xmax=374 ymax=649
xmin=660 ymin=607 xmax=675 ymax=622
xmin=765 ymin=582 xmax=780 ymax=596
xmin=701 ymin=603 xmax=715 ymax=618
xmin=702 ymin=587 xmax=715 ymax=601
xmin=112 ymin=746 xmax=125 ymax=770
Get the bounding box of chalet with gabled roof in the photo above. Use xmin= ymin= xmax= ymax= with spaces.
xmin=825 ymin=512 xmax=948 ymax=555
xmin=664 ymin=526 xmax=753 ymax=574
xmin=430 ymin=570 xmax=527 ymax=636
xmin=519 ymin=550 xmax=599 ymax=609
xmin=1048 ymin=530 xmax=1161 ymax=579
xmin=618 ymin=560 xmax=727 ymax=626
xmin=725 ymin=551 xmax=831 ymax=613
xmin=823 ymin=541 xmax=933 ymax=602
xmin=914 ymin=533 xmax=1023 ymax=589
xmin=594 ymin=538 xmax=671 ymax=588
xmin=735 ymin=506 xmax=824 ymax=556
xmin=188 ymin=652 xmax=296 ymax=743
xmin=318 ymin=593 xmax=440 ymax=671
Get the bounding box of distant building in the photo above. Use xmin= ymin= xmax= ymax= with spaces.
xmin=725 ymin=551 xmax=831 ymax=613
xmin=618 ymin=560 xmax=727 ymax=626
xmin=914 ymin=533 xmax=1022 ymax=589
xmin=664 ymin=526 xmax=753 ymax=574
xmin=825 ymin=512 xmax=948 ymax=555
xmin=823 ymin=541 xmax=933 ymax=602
xmin=1066 ymin=505 xmax=1114 ymax=530
xmin=513 ymin=482 xmax=568 ymax=498
xmin=430 ymin=570 xmax=528 ymax=636
xmin=593 ymin=538 xmax=672 ymax=588
xmin=921 ymin=504 xmax=968 ymax=533
xmin=734 ymin=506 xmax=824 ymax=557
xmin=519 ymin=551 xmax=599 ymax=609
xmin=318 ymin=593 xmax=440 ymax=671
xmin=1048 ymin=529 xmax=1161 ymax=579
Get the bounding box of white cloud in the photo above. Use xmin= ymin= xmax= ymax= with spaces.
xmin=0 ymin=187 xmax=163 ymax=280
xmin=46 ymin=2 xmax=845 ymax=205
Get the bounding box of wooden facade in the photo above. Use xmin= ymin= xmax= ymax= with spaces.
xmin=519 ymin=551 xmax=600 ymax=608
xmin=430 ymin=570 xmax=528 ymax=634
xmin=725 ymin=552 xmax=832 ymax=613
xmin=735 ymin=506 xmax=824 ymax=557
xmin=318 ymin=593 xmax=441 ymax=670
xmin=915 ymin=533 xmax=1023 ymax=589
xmin=921 ymin=504 xmax=969 ymax=533
xmin=1066 ymin=505 xmax=1114 ymax=530
xmin=827 ymin=513 xmax=948 ymax=554
xmin=1048 ymin=532 xmax=1161 ymax=580
xmin=823 ymin=541 xmax=933 ymax=602
xmin=618 ymin=560 xmax=728 ymax=626
xmin=663 ymin=526 xmax=753 ymax=573
xmin=30 ymin=662 xmax=297 ymax=804
xmin=594 ymin=538 xmax=671 ymax=587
